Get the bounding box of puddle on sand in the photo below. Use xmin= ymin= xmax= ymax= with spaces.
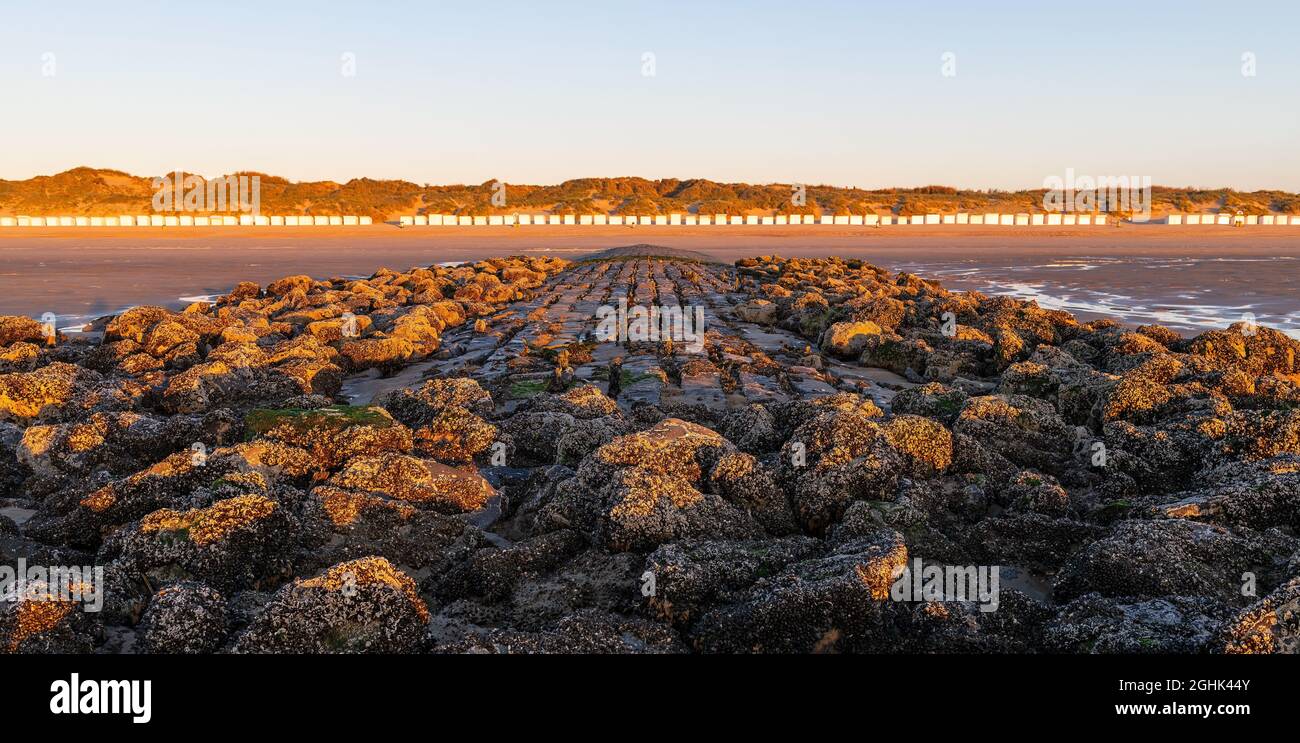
xmin=466 ymin=495 xmax=512 ymax=547
xmin=998 ymin=565 xmax=1055 ymax=604
xmin=340 ymin=359 xmax=439 ymax=405
xmin=0 ymin=507 xmax=37 ymax=526
xmin=827 ymin=362 xmax=913 ymax=388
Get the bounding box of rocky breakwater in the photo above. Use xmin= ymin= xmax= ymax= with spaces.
xmin=1 ymin=249 xmax=1297 ymax=654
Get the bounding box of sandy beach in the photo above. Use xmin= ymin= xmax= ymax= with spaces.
xmin=3 ymin=224 xmax=1298 ymax=335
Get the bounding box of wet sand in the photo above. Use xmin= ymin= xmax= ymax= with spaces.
xmin=3 ymin=224 xmax=1298 ymax=335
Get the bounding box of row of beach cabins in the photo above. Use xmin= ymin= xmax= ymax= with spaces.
xmin=0 ymin=215 xmax=373 ymax=227
xmin=398 ymin=212 xmax=1300 ymax=226
xmin=2 ymin=213 xmax=1298 ymax=228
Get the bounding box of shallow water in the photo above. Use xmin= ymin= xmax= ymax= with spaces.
xmin=340 ymin=359 xmax=440 ymax=405
xmin=883 ymin=255 xmax=1300 ymax=338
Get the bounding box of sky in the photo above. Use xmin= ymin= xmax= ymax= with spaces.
xmin=2 ymin=0 xmax=1298 ymax=190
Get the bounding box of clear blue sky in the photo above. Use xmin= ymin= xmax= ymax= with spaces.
xmin=2 ymin=0 xmax=1297 ymax=190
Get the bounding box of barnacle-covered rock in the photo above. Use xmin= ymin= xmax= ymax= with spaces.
xmin=330 ymin=453 xmax=495 ymax=513
xmin=104 ymin=494 xmax=295 ymax=593
xmin=139 ymin=581 xmax=228 ymax=654
xmin=233 ymin=557 xmax=429 ymax=653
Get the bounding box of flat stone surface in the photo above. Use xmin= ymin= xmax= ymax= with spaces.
xmin=338 ymin=256 xmax=915 ymax=414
